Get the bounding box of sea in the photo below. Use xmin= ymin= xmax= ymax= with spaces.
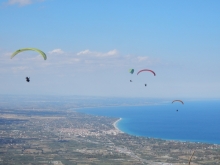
xmin=76 ymin=100 xmax=220 ymax=144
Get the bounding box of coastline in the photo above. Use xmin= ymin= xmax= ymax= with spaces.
xmin=113 ymin=118 xmax=124 ymax=133
xmin=75 ymin=102 xmax=220 ymax=145
xmin=71 ymin=103 xmax=163 ymax=111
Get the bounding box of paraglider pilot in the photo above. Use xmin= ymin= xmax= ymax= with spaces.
xmin=26 ymin=77 xmax=30 ymax=82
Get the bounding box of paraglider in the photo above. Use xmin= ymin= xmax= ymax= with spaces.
xmin=137 ymin=69 xmax=156 ymax=86
xmin=26 ymin=77 xmax=30 ymax=82
xmin=11 ymin=48 xmax=46 ymax=83
xmin=129 ymin=69 xmax=134 ymax=82
xmin=172 ymin=100 xmax=184 ymax=111
xmin=11 ymin=48 xmax=47 ymax=60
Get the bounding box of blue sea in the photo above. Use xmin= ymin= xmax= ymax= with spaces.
xmin=77 ymin=100 xmax=220 ymax=144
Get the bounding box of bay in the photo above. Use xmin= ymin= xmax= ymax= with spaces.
xmin=77 ymin=100 xmax=220 ymax=144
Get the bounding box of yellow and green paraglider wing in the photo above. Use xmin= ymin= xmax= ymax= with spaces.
xmin=11 ymin=48 xmax=47 ymax=60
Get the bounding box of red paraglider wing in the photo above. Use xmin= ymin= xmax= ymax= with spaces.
xmin=137 ymin=69 xmax=156 ymax=76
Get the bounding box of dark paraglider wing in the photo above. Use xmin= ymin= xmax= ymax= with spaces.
xmin=172 ymin=100 xmax=184 ymax=104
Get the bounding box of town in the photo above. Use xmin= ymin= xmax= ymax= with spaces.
xmin=0 ymin=105 xmax=219 ymax=165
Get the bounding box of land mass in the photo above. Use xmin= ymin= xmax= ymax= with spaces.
xmin=0 ymin=95 xmax=220 ymax=164
xmin=0 ymin=108 xmax=220 ymax=165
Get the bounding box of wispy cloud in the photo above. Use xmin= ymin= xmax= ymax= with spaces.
xmin=77 ymin=49 xmax=91 ymax=56
xmin=45 ymin=49 xmax=157 ymax=69
xmin=77 ymin=49 xmax=118 ymax=57
xmin=11 ymin=66 xmax=29 ymax=73
xmin=3 ymin=52 xmax=12 ymax=58
xmin=0 ymin=48 xmax=160 ymax=75
xmin=137 ymin=56 xmax=148 ymax=62
xmin=5 ymin=0 xmax=44 ymax=6
xmin=106 ymin=49 xmax=117 ymax=56
xmin=48 ymin=49 xmax=64 ymax=55
xmin=8 ymin=0 xmax=33 ymax=6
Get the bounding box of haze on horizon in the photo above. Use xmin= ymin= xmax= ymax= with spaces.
xmin=1 ymin=0 xmax=220 ymax=99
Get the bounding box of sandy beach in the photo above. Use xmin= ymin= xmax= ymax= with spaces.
xmin=113 ymin=118 xmax=124 ymax=133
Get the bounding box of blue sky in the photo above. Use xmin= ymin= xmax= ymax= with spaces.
xmin=1 ymin=0 xmax=220 ymax=98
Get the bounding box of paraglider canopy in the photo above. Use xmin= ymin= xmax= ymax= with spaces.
xmin=137 ymin=69 xmax=155 ymax=86
xmin=129 ymin=69 xmax=134 ymax=74
xmin=172 ymin=100 xmax=184 ymax=104
xmin=11 ymin=48 xmax=47 ymax=60
xmin=137 ymin=69 xmax=156 ymax=76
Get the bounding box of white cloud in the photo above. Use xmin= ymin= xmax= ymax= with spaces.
xmin=77 ymin=49 xmax=91 ymax=56
xmin=97 ymin=49 xmax=118 ymax=57
xmin=77 ymin=49 xmax=118 ymax=57
xmin=6 ymin=0 xmax=44 ymax=6
xmin=48 ymin=49 xmax=64 ymax=54
xmin=137 ymin=56 xmax=148 ymax=62
xmin=1 ymin=48 xmax=157 ymax=71
xmin=106 ymin=49 xmax=117 ymax=56
xmin=0 ymin=47 xmax=158 ymax=75
xmin=71 ymin=49 xmax=156 ymax=68
xmin=8 ymin=0 xmax=32 ymax=6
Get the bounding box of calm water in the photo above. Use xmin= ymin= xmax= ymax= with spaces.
xmin=77 ymin=100 xmax=220 ymax=144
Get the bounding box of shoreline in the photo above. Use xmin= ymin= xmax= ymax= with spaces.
xmin=112 ymin=118 xmax=220 ymax=145
xmin=75 ymin=105 xmax=220 ymax=145
xmin=71 ymin=103 xmax=164 ymax=111
xmin=113 ymin=118 xmax=124 ymax=133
